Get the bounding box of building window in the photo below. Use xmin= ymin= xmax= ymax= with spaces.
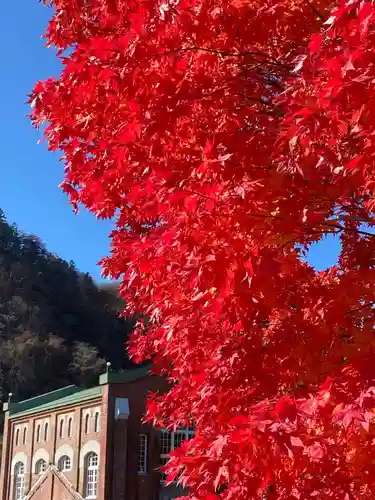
xmin=84 ymin=414 xmax=89 ymax=434
xmin=138 ymin=434 xmax=148 ymax=474
xmin=94 ymin=412 xmax=100 ymax=433
xmin=22 ymin=427 xmax=27 ymax=445
xmin=57 ymin=455 xmax=71 ymax=472
xmin=36 ymin=425 xmax=41 ymax=443
xmin=68 ymin=418 xmax=72 ymax=438
xmin=15 ymin=429 xmax=20 ymax=447
xmin=13 ymin=462 xmax=24 ymax=500
xmin=59 ymin=419 xmax=64 ymax=439
xmin=84 ymin=452 xmax=98 ymax=499
xmin=44 ymin=423 xmax=49 ymax=442
xmin=35 ymin=459 xmax=47 ymax=475
xmin=159 ymin=429 xmax=194 ymax=480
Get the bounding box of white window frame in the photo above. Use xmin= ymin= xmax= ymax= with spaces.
xmin=137 ymin=434 xmax=148 ymax=474
xmin=58 ymin=455 xmax=72 ymax=472
xmin=35 ymin=459 xmax=47 ymax=475
xmin=84 ymin=452 xmax=98 ymax=499
xmin=13 ymin=462 xmax=25 ymax=500
xmin=159 ymin=429 xmax=194 ymax=482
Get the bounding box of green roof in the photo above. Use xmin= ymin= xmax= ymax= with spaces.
xmin=6 ymin=385 xmax=103 ymax=419
xmin=99 ymin=365 xmax=151 ymax=385
xmin=3 ymin=366 xmax=151 ymax=420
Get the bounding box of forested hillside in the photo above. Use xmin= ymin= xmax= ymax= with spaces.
xmin=0 ymin=209 xmax=134 ymax=402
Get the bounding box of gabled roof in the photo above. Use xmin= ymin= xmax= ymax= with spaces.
xmin=24 ymin=465 xmax=83 ymax=500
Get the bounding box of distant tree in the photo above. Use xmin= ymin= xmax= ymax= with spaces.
xmin=69 ymin=342 xmax=106 ymax=387
xmin=97 ymin=281 xmax=125 ymax=312
xmin=0 ymin=210 xmax=135 ymax=402
xmin=0 ymin=332 xmax=69 ymax=400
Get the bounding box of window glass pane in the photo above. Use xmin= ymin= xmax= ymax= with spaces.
xmin=88 ymin=453 xmax=98 ymax=467
xmin=173 ymin=431 xmax=185 ymax=450
xmin=85 ymin=452 xmax=98 ymax=498
xmin=94 ymin=413 xmax=100 ymax=433
xmin=187 ymin=429 xmax=195 ymax=440
xmin=159 ymin=428 xmax=195 ymax=483
xmin=160 ymin=431 xmax=171 ymax=455
xmin=58 ymin=455 xmax=71 ymax=471
xmin=15 ymin=476 xmax=24 ymax=500
xmin=137 ymin=434 xmax=147 ymax=473
xmin=159 ymin=456 xmax=169 ymax=481
xmin=14 ymin=462 xmax=24 ymax=500
xmin=36 ymin=459 xmax=47 ymax=474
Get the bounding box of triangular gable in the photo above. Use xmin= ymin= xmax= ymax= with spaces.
xmin=24 ymin=465 xmax=83 ymax=500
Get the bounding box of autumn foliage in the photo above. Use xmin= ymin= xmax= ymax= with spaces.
xmin=31 ymin=0 xmax=375 ymax=497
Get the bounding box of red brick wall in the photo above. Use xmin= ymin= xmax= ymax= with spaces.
xmin=0 ymin=397 xmax=103 ymax=500
xmin=0 ymin=374 xmax=170 ymax=500
xmin=108 ymin=375 xmax=168 ymax=500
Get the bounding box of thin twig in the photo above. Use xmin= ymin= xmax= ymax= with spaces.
xmin=186 ymin=189 xmax=374 ymax=240
xmin=304 ymin=0 xmax=327 ymax=22
xmin=317 ymin=221 xmax=375 ymax=238
xmin=345 ymin=301 xmax=375 ymax=316
xmin=157 ymin=46 xmax=288 ymax=69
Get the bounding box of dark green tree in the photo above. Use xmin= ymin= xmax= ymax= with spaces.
xmin=0 ymin=210 xmax=135 ymax=401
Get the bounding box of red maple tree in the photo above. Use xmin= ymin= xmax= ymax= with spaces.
xmin=31 ymin=0 xmax=375 ymax=497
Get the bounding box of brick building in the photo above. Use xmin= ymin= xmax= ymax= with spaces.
xmin=0 ymin=366 xmax=191 ymax=500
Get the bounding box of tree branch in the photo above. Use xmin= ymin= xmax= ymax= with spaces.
xmin=345 ymin=301 xmax=375 ymax=316
xmin=157 ymin=46 xmax=289 ymax=69
xmin=317 ymin=221 xmax=375 ymax=238
xmin=304 ymin=0 xmax=327 ymax=22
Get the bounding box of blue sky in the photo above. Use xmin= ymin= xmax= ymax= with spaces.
xmin=1 ymin=2 xmax=338 ymax=281
xmin=1 ymin=2 xmax=114 ymax=281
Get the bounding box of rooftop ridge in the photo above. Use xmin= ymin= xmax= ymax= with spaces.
xmin=99 ymin=364 xmax=151 ymax=385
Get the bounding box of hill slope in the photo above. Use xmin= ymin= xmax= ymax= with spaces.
xmin=0 ymin=209 xmax=134 ymax=401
